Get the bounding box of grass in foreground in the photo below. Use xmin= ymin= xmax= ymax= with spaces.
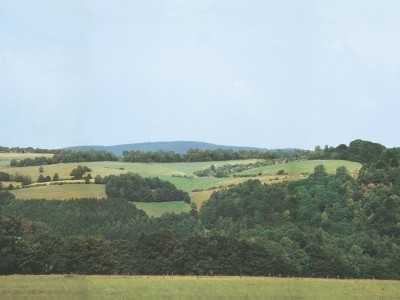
xmin=0 ymin=275 xmax=399 ymax=300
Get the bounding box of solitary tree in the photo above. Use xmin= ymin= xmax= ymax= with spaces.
xmin=53 ymin=173 xmax=60 ymax=181
xmin=37 ymin=174 xmax=46 ymax=183
xmin=85 ymin=174 xmax=92 ymax=184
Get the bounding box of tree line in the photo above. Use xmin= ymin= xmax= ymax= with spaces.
xmin=309 ymin=139 xmax=399 ymax=168
xmin=10 ymin=150 xmax=118 ymax=167
xmin=5 ymin=139 xmax=400 ymax=168
xmin=0 ymin=172 xmax=32 ymax=186
xmin=121 ymin=148 xmax=306 ymax=163
xmin=0 ymin=146 xmax=56 ymax=154
xmin=7 ymin=148 xmax=304 ymax=167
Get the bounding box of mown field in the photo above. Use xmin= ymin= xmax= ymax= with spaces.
xmin=0 ymin=275 xmax=399 ymax=300
xmin=5 ymin=159 xmax=362 ymax=213
xmin=11 ymin=184 xmax=106 ymax=200
xmin=133 ymin=201 xmax=190 ymax=217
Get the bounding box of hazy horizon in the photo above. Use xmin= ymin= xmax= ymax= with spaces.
xmin=1 ymin=1 xmax=399 ymax=150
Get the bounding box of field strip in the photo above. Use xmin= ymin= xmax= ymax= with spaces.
xmin=0 ymin=275 xmax=399 ymax=300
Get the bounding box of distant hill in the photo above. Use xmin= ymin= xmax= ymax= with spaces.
xmin=65 ymin=141 xmax=274 ymax=155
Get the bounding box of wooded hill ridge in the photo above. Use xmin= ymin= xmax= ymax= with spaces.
xmin=5 ymin=139 xmax=400 ymax=167
xmin=64 ymin=141 xmax=272 ymax=155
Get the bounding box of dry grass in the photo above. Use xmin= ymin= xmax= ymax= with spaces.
xmin=11 ymin=184 xmax=106 ymax=200
xmin=0 ymin=275 xmax=399 ymax=300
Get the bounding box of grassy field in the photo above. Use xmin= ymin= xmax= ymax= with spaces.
xmin=0 ymin=153 xmax=53 ymax=167
xmin=241 ymin=160 xmax=361 ymax=177
xmin=0 ymin=275 xmax=399 ymax=300
xmin=0 ymin=159 xmax=260 ymax=184
xmin=11 ymin=184 xmax=106 ymax=200
xmin=133 ymin=201 xmax=190 ymax=217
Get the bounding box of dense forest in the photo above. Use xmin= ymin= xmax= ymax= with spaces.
xmin=0 ymin=140 xmax=400 ymax=278
xmin=104 ymin=173 xmax=191 ymax=203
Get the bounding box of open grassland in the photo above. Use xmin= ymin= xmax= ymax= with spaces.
xmin=241 ymin=159 xmax=361 ymax=176
xmin=0 ymin=153 xmax=53 ymax=167
xmin=0 ymin=275 xmax=399 ymax=300
xmin=11 ymin=184 xmax=106 ymax=200
xmin=133 ymin=201 xmax=190 ymax=217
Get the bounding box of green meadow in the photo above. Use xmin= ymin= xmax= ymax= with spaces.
xmin=0 ymin=275 xmax=399 ymax=300
xmin=133 ymin=201 xmax=190 ymax=217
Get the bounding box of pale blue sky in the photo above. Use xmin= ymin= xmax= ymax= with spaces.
xmin=1 ymin=0 xmax=399 ymax=149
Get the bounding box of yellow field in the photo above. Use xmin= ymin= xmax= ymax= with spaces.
xmin=11 ymin=184 xmax=106 ymax=200
xmin=189 ymin=190 xmax=215 ymax=209
xmin=0 ymin=275 xmax=399 ymax=300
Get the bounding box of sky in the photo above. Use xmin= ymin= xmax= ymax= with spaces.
xmin=1 ymin=0 xmax=400 ymax=150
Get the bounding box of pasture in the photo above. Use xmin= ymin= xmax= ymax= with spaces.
xmin=133 ymin=201 xmax=190 ymax=217
xmin=0 ymin=275 xmax=399 ymax=300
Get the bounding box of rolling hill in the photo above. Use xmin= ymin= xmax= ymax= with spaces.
xmin=65 ymin=141 xmax=272 ymax=155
